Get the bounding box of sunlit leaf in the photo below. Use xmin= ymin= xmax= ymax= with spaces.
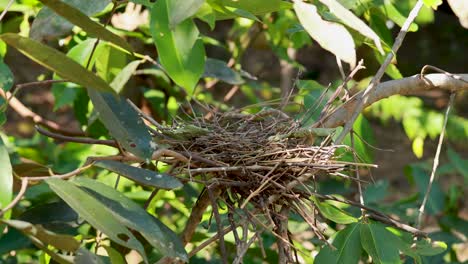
xmin=150 ymin=0 xmax=206 ymax=90
xmin=203 ymin=58 xmax=244 ymax=85
xmin=423 ymin=0 xmax=443 ymax=9
xmin=413 ymin=238 xmax=447 ymax=256
xmin=0 ymin=137 xmax=12 ymax=219
xmin=30 ymin=0 xmax=111 ymax=41
xmin=318 ymin=0 xmax=383 ymax=54
xmin=46 ymin=178 xmax=148 ymax=263
xmin=315 ymin=223 xmax=362 ymax=264
xmin=213 ymin=0 xmax=292 ymax=20
xmin=412 ymin=136 xmax=424 ymax=159
xmin=381 ymin=3 xmax=418 ymax=32
xmin=448 ymin=0 xmax=468 ymax=28
xmin=0 ymin=34 xmax=113 ymax=93
xmin=94 ymin=160 xmax=183 ymax=189
xmin=110 ymin=60 xmax=142 ymax=93
xmin=88 ymin=90 xmax=153 ymax=160
xmin=294 ymin=1 xmax=356 ymax=67
xmin=313 ymin=198 xmax=358 ymax=224
xmin=74 ymin=177 xmax=188 ymax=261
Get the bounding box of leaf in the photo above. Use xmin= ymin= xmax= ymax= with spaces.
xmin=110 ymin=60 xmax=142 ymax=93
xmin=94 ymin=160 xmax=183 ymax=189
xmin=407 ymin=166 xmax=444 ymax=215
xmin=1 ymin=219 xmax=80 ymax=252
xmin=0 ymin=60 xmax=13 ymax=92
xmin=45 ymin=178 xmax=148 ymax=263
xmin=102 ymin=246 xmax=126 ymax=264
xmin=203 ymin=58 xmax=244 ymax=85
xmin=294 ymin=1 xmax=356 ymax=67
xmin=0 ymin=137 xmax=12 ymax=220
xmin=150 ymin=0 xmax=206 ymax=90
xmin=168 ymin=0 xmax=205 ymax=28
xmin=318 ymin=0 xmax=383 ymax=54
xmin=360 ymin=222 xmax=402 ymax=264
xmin=448 ymin=0 xmax=468 ymax=28
xmin=423 ymin=0 xmax=443 ymax=9
xmin=30 ymin=0 xmax=111 ymax=41
xmin=87 ymin=90 xmax=153 ymax=159
xmin=213 ymin=0 xmax=292 ymax=20
xmin=0 ymin=34 xmax=113 ymax=93
xmin=196 ymin=3 xmax=216 ymax=29
xmin=447 ymin=147 xmax=468 ymax=180
xmin=128 ymin=0 xmax=154 ymax=7
xmin=95 ymin=44 xmax=128 ymax=82
xmin=73 ymin=177 xmax=188 ymax=261
xmin=38 ymin=0 xmax=133 ymax=53
xmin=315 ymin=223 xmax=362 ymax=264
xmin=413 ymin=238 xmax=447 ymax=256
xmin=75 ymin=248 xmax=110 ymax=264
xmin=363 ymin=180 xmax=388 ymax=204
xmin=313 ymin=198 xmax=358 ymax=224
xmin=412 ymin=137 xmax=424 ymax=158
xmin=381 ymin=3 xmax=418 ymax=32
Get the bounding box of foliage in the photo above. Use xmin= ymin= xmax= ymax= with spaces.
xmin=0 ymin=0 xmax=466 ymax=263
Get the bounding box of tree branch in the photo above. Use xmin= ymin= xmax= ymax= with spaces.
xmin=316 ymin=73 xmax=468 ymax=128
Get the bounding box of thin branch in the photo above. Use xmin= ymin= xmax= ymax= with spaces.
xmin=333 ymin=0 xmax=425 ymax=143
xmin=0 ymin=178 xmax=28 ymax=217
xmin=350 ymin=131 xmax=365 ymax=209
xmin=36 ymin=126 xmax=118 ymax=147
xmin=0 ymin=0 xmax=15 ymax=22
xmin=417 ymin=93 xmax=455 ymax=229
xmin=317 ymin=73 xmax=468 ymax=128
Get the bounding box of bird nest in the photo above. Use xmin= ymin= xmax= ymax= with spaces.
xmin=150 ymin=106 xmax=366 ymax=251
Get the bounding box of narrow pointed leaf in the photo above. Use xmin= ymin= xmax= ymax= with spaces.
xmin=1 ymin=219 xmax=80 ymax=252
xmin=110 ymin=60 xmax=142 ymax=93
xmin=294 ymin=1 xmax=356 ymax=67
xmin=30 ymin=0 xmax=111 ymax=41
xmin=88 ymin=89 xmax=153 ymax=159
xmin=214 ymin=0 xmax=292 ymax=20
xmin=150 ymin=0 xmax=206 ymax=90
xmin=38 ymin=0 xmax=133 ymax=53
xmin=314 ymin=199 xmax=358 ymax=224
xmin=0 ymin=137 xmax=12 ymax=219
xmin=74 ymin=177 xmax=188 ymax=261
xmin=94 ymin=160 xmax=183 ymax=189
xmin=318 ymin=0 xmax=383 ymax=54
xmin=168 ymin=0 xmax=205 ymax=28
xmin=0 ymin=34 xmax=113 ymax=93
xmin=46 ymin=178 xmax=148 ymax=263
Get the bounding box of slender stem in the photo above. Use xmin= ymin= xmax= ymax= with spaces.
xmin=0 ymin=178 xmax=28 ymax=217
xmin=334 ymin=0 xmax=424 ymax=143
xmin=417 ymin=93 xmax=455 ymax=229
xmin=36 ymin=126 xmax=118 ymax=147
xmin=0 ymin=0 xmax=15 ymax=22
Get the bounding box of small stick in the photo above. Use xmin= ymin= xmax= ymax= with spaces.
xmin=36 ymin=126 xmax=118 ymax=147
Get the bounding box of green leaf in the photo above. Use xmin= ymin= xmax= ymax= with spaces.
xmin=0 ymin=137 xmax=12 ymax=220
xmin=1 ymin=219 xmax=80 ymax=252
xmin=38 ymin=0 xmax=133 ymax=53
xmin=87 ymin=90 xmax=153 ymax=160
xmin=196 ymin=3 xmax=216 ymax=29
xmin=313 ymin=198 xmax=358 ymax=224
xmin=360 ymin=222 xmax=402 ymax=264
xmin=0 ymin=60 xmax=13 ymax=92
xmin=363 ymin=180 xmax=388 ymax=204
xmin=0 ymin=34 xmax=113 ymax=93
xmin=30 ymin=0 xmax=111 ymax=41
xmin=168 ymin=0 xmax=205 ymax=28
xmin=407 ymin=166 xmax=444 ymax=215
xmin=213 ymin=0 xmax=292 ymax=20
xmin=45 ymin=178 xmax=148 ymax=263
xmin=110 ymin=60 xmax=142 ymax=93
xmin=318 ymin=0 xmax=383 ymax=54
xmin=413 ymin=238 xmax=447 ymax=256
xmin=381 ymin=3 xmax=418 ymax=32
xmin=73 ymin=177 xmax=188 ymax=261
xmin=447 ymin=148 xmax=468 ymax=180
xmin=150 ymin=0 xmax=206 ymax=90
xmin=294 ymin=1 xmax=356 ymax=67
xmin=75 ymin=248 xmax=110 ymax=264
xmin=423 ymin=0 xmax=443 ymax=9
xmin=94 ymin=160 xmax=183 ymax=189
xmin=412 ymin=136 xmax=424 ymax=159
xmin=102 ymin=246 xmax=126 ymax=264
xmin=128 ymin=0 xmax=154 ymax=7
xmin=203 ymin=58 xmax=244 ymax=85
xmin=95 ymin=44 xmax=128 ymax=82
xmin=315 ymin=223 xmax=362 ymax=264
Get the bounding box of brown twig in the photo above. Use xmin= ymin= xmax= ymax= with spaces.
xmin=36 ymin=126 xmax=118 ymax=147
xmin=417 ymin=93 xmax=455 ymax=229
xmin=0 ymin=178 xmax=28 ymax=217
